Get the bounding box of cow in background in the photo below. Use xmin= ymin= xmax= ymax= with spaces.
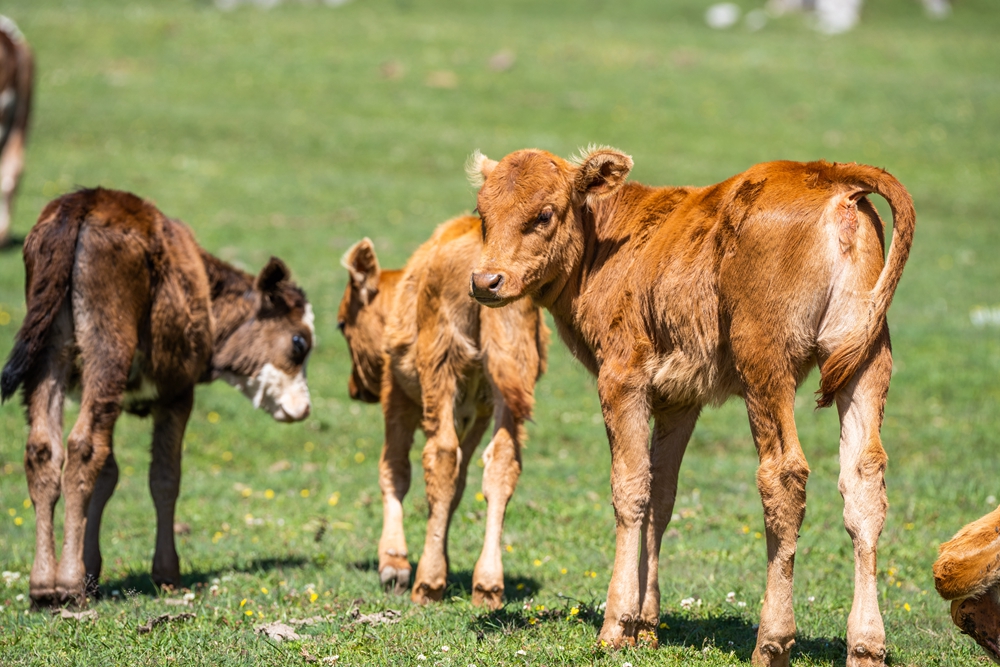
xmin=0 ymin=15 xmax=33 ymax=246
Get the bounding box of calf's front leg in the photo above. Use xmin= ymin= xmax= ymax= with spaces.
xmin=472 ymin=405 xmax=521 ymax=609
xmin=597 ymin=369 xmax=652 ymax=647
xmin=637 ymin=407 xmax=699 ymax=641
xmin=378 ymin=378 xmax=420 ymax=594
xmin=412 ymin=377 xmax=462 ymax=604
xmin=149 ymin=390 xmax=193 ymax=589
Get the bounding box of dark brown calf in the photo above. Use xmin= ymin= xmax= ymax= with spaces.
xmin=934 ymin=505 xmax=1000 ymax=662
xmin=2 ymin=188 xmax=314 ymax=607
xmin=338 ymin=215 xmax=547 ymax=607
xmin=469 ymin=147 xmax=914 ymax=667
xmin=0 ymin=15 xmax=33 ymax=245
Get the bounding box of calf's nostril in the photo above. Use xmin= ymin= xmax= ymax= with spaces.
xmin=488 ymin=274 xmax=503 ymax=291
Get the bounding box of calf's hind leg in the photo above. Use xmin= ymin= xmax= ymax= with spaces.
xmin=743 ymin=379 xmax=810 ymax=667
xmin=83 ymin=451 xmax=119 ymax=596
xmin=22 ymin=338 xmax=72 ymax=607
xmin=835 ymin=330 xmax=892 ymax=667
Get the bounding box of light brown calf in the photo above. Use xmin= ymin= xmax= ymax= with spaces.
xmin=0 ymin=15 xmax=33 ymax=245
xmin=933 ymin=505 xmax=1000 ymax=662
xmin=469 ymin=147 xmax=914 ymax=667
xmin=1 ymin=188 xmax=314 ymax=607
xmin=338 ymin=215 xmax=547 ymax=607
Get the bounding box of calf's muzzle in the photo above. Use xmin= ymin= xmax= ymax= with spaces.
xmin=470 ymin=272 xmax=504 ymax=303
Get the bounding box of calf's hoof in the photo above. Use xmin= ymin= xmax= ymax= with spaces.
xmin=598 ymin=614 xmax=638 ymax=648
xmin=53 ymin=585 xmax=87 ymax=609
xmin=751 ymin=641 xmax=793 ymax=667
xmin=411 ymin=580 xmax=445 ymax=605
xmin=379 ymin=565 xmax=411 ymax=595
xmin=472 ymin=582 xmax=504 ymax=610
xmin=846 ymin=643 xmax=887 ymax=667
xmin=29 ymin=587 xmax=61 ymax=610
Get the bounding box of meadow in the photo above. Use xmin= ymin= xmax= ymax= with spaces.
xmin=0 ymin=0 xmax=998 ymax=664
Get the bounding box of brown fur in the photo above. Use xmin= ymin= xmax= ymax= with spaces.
xmin=2 ymin=188 xmax=314 ymax=607
xmin=469 ymin=147 xmax=915 ymax=667
xmin=338 ymin=215 xmax=547 ymax=608
xmin=933 ymin=506 xmax=1000 ymax=663
xmin=0 ymin=16 xmax=33 ymax=245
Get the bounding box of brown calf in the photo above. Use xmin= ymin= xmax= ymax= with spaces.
xmin=469 ymin=147 xmax=914 ymax=667
xmin=933 ymin=505 xmax=1000 ymax=662
xmin=338 ymin=215 xmax=547 ymax=607
xmin=0 ymin=15 xmax=33 ymax=245
xmin=1 ymin=188 xmax=314 ymax=607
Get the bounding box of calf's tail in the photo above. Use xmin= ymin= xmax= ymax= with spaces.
xmin=1 ymin=192 xmax=89 ymax=401
xmin=816 ymin=163 xmax=916 ymax=408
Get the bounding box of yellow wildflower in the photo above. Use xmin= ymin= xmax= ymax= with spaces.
xmin=207 ymin=411 xmax=220 ymax=424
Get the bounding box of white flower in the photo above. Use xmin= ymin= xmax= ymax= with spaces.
xmin=440 ymin=646 xmax=449 ymax=652
xmin=737 ymin=601 xmax=747 ymax=608
xmin=15 ymin=594 xmax=24 ymax=602
xmin=183 ymin=592 xmax=195 ymax=601
xmin=680 ymin=596 xmax=695 ymax=610
xmin=807 ymin=596 xmax=816 ymax=603
xmin=624 ymin=663 xmax=634 ymax=667
xmin=516 ymin=649 xmax=527 ymax=656
xmin=2 ymin=571 xmax=21 ymax=587
xmin=416 ymin=655 xmax=426 ymax=661
xmin=726 ymin=591 xmax=736 ymax=604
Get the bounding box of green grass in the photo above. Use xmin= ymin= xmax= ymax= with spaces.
xmin=0 ymin=0 xmax=998 ymax=664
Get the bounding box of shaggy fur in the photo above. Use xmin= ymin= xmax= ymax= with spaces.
xmin=469 ymin=147 xmax=914 ymax=667
xmin=338 ymin=215 xmax=547 ymax=608
xmin=934 ymin=505 xmax=1000 ymax=663
xmin=0 ymin=15 xmax=33 ymax=245
xmin=2 ymin=188 xmax=314 ymax=607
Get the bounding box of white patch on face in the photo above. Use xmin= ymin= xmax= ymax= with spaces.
xmin=302 ymin=303 xmax=316 ymax=339
xmin=220 ymin=363 xmax=311 ymax=422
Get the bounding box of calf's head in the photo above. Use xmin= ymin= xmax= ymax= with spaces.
xmin=337 ymin=238 xmax=384 ymax=404
xmin=469 ymin=146 xmax=633 ymax=307
xmin=215 ymin=258 xmax=314 ymax=422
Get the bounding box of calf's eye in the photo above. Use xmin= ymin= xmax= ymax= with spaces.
xmin=337 ymin=320 xmax=346 ymax=333
xmin=537 ymin=210 xmax=553 ymax=225
xmin=291 ymin=334 xmax=309 ymax=363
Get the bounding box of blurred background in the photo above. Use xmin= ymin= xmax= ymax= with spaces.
xmin=0 ymin=1 xmax=997 ymax=665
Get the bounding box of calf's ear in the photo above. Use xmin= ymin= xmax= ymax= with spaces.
xmin=341 ymin=238 xmax=380 ymax=305
xmin=573 ymin=146 xmax=633 ymax=199
xmin=466 ymin=150 xmax=498 ymax=188
xmin=256 ymin=257 xmax=291 ymax=294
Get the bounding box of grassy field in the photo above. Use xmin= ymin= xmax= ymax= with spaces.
xmin=0 ymin=0 xmax=998 ymax=664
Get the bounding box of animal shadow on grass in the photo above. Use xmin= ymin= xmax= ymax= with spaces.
xmin=100 ymin=555 xmax=309 ymax=598
xmin=351 ymin=559 xmax=539 ymax=604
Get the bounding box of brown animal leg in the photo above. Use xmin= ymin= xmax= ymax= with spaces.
xmin=412 ymin=376 xmax=462 ymax=604
xmin=22 ymin=335 xmax=72 ymax=608
xmin=744 ymin=382 xmax=809 ymax=667
xmin=149 ymin=390 xmax=193 ymax=589
xmin=83 ymin=451 xmax=119 ymax=596
xmin=597 ymin=371 xmax=652 ymax=648
xmin=0 ymin=129 xmax=25 ymax=245
xmin=472 ymin=405 xmax=521 ymax=610
xmin=835 ymin=331 xmax=891 ymax=667
xmin=637 ymin=407 xmax=699 ymax=641
xmin=377 ymin=377 xmax=421 ymax=594
xmin=56 ymin=388 xmax=124 ymax=605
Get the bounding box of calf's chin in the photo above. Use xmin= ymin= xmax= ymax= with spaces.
xmin=220 ymin=363 xmax=311 ymax=422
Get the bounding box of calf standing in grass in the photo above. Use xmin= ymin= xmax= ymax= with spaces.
xmin=338 ymin=215 xmax=547 ymax=607
xmin=468 ymin=147 xmax=914 ymax=666
xmin=0 ymin=15 xmax=33 ymax=246
xmin=1 ymin=188 xmax=314 ymax=607
xmin=933 ymin=505 xmax=1000 ymax=662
